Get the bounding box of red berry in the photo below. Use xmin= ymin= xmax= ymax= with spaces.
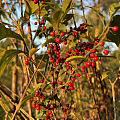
xmin=53 ymin=63 xmax=56 ymax=67
xmin=51 ymin=60 xmax=54 ymax=63
xmin=41 ymin=0 xmax=44 ymax=4
xmin=94 ymin=56 xmax=98 ymax=61
xmin=112 ymin=26 xmax=118 ymax=32
xmin=50 ymin=114 xmax=53 ymax=117
xmin=91 ymin=62 xmax=95 ymax=67
xmin=41 ymin=97 xmax=45 ymax=101
xmin=71 ymin=77 xmax=75 ymax=82
xmin=81 ymin=66 xmax=85 ymax=69
xmin=27 ymin=57 xmax=31 ymax=61
xmin=67 ymin=66 xmax=70 ymax=70
xmin=45 ymin=118 xmax=48 ymax=120
xmin=76 ymin=73 xmax=80 ymax=77
xmin=36 ymin=105 xmax=40 ymax=110
xmin=86 ymin=61 xmax=91 ymax=66
xmin=60 ymin=32 xmax=64 ymax=37
xmin=64 ymin=41 xmax=67 ymax=45
xmin=40 ymin=80 xmax=44 ymax=83
xmin=49 ymin=111 xmax=52 ymax=114
xmin=34 ymin=22 xmax=37 ymax=25
xmin=68 ymin=82 xmax=73 ymax=86
xmin=50 ymin=32 xmax=55 ymax=37
xmin=46 ymin=112 xmax=50 ymax=116
xmin=100 ymin=42 xmax=104 ymax=46
xmin=32 ymin=104 xmax=36 ymax=108
xmin=47 ymin=50 xmax=51 ymax=54
xmin=34 ymin=0 xmax=38 ymax=4
xmin=59 ymin=81 xmax=62 ymax=85
xmin=81 ymin=68 xmax=85 ymax=72
xmin=43 ymin=26 xmax=46 ymax=30
xmin=94 ymin=37 xmax=98 ymax=41
xmin=67 ymin=107 xmax=70 ymax=110
xmin=90 ymin=53 xmax=95 ymax=58
xmin=25 ymin=61 xmax=28 ymax=65
xmin=56 ymin=38 xmax=60 ymax=43
xmin=65 ymin=62 xmax=69 ymax=66
xmin=70 ymin=86 xmax=74 ymax=90
xmin=49 ymin=44 xmax=53 ymax=48
xmin=103 ymin=50 xmax=108 ymax=55
xmin=35 ymin=91 xmax=39 ymax=96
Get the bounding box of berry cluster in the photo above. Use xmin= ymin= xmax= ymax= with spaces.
xmin=25 ymin=23 xmax=118 ymax=119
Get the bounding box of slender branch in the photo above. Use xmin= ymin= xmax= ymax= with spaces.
xmin=11 ymin=52 xmax=46 ymax=120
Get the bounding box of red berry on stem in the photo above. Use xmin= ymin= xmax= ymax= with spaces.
xmin=56 ymin=38 xmax=60 ymax=43
xmin=43 ymin=26 xmax=46 ymax=30
xmin=64 ymin=41 xmax=67 ymax=45
xmin=41 ymin=97 xmax=45 ymax=101
xmin=35 ymin=91 xmax=39 ymax=96
xmin=112 ymin=26 xmax=118 ymax=32
xmin=32 ymin=104 xmax=36 ymax=108
xmin=103 ymin=50 xmax=108 ymax=55
xmin=40 ymin=80 xmax=44 ymax=83
xmin=90 ymin=53 xmax=95 ymax=58
xmin=71 ymin=77 xmax=75 ymax=82
xmin=27 ymin=57 xmax=31 ymax=61
xmin=60 ymin=32 xmax=65 ymax=37
xmin=100 ymin=42 xmax=104 ymax=46
xmin=76 ymin=73 xmax=80 ymax=77
xmin=36 ymin=106 xmax=40 ymax=110
xmin=50 ymin=32 xmax=55 ymax=37
xmin=34 ymin=22 xmax=37 ymax=25
xmin=49 ymin=44 xmax=53 ymax=48
xmin=94 ymin=56 xmax=98 ymax=61
xmin=34 ymin=0 xmax=38 ymax=4
xmin=91 ymin=62 xmax=95 ymax=67
xmin=25 ymin=61 xmax=28 ymax=65
xmin=59 ymin=81 xmax=62 ymax=85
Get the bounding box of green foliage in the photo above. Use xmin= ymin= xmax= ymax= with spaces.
xmin=62 ymin=0 xmax=72 ymax=12
xmin=0 ymin=23 xmax=23 ymax=41
xmin=0 ymin=49 xmax=23 ymax=77
xmin=107 ymin=15 xmax=120 ymax=46
xmin=66 ymin=56 xmax=84 ymax=62
xmin=29 ymin=48 xmax=38 ymax=57
xmin=109 ymin=2 xmax=120 ymax=17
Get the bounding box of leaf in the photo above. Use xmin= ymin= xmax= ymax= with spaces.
xmin=0 ymin=23 xmax=23 ymax=41
xmin=109 ymin=2 xmax=120 ymax=17
xmin=62 ymin=0 xmax=72 ymax=12
xmin=29 ymin=48 xmax=38 ymax=57
xmin=18 ymin=53 xmax=27 ymax=58
xmin=42 ymin=38 xmax=55 ymax=47
xmin=53 ymin=9 xmax=64 ymax=23
xmin=107 ymin=15 xmax=120 ymax=46
xmin=20 ymin=83 xmax=42 ymax=107
xmin=62 ymin=14 xmax=73 ymax=25
xmin=66 ymin=56 xmax=84 ymax=62
xmin=24 ymin=1 xmax=38 ymax=16
xmin=0 ymin=50 xmax=23 ymax=77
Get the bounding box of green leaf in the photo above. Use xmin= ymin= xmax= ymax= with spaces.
xmin=0 ymin=23 xmax=23 ymax=41
xmin=62 ymin=0 xmax=72 ymax=12
xmin=24 ymin=1 xmax=38 ymax=16
xmin=109 ymin=2 xmax=120 ymax=17
xmin=0 ymin=50 xmax=23 ymax=77
xmin=66 ymin=56 xmax=84 ymax=62
xmin=62 ymin=14 xmax=73 ymax=24
xmin=42 ymin=38 xmax=55 ymax=47
xmin=20 ymin=83 xmax=42 ymax=107
xmin=53 ymin=9 xmax=64 ymax=24
xmin=29 ymin=48 xmax=38 ymax=57
xmin=107 ymin=15 xmax=120 ymax=46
